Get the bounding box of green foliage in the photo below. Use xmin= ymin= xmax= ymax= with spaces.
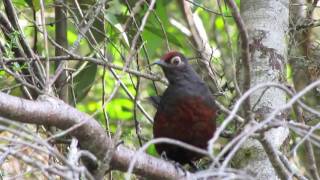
xmin=1 ymin=0 xmax=239 ymax=144
xmin=144 ymin=25 xmax=183 ymax=48
xmin=5 ymin=31 xmax=20 ymax=57
xmin=19 ymin=0 xmax=53 ymax=10
xmin=215 ymin=17 xmax=225 ymax=30
xmin=0 ymin=0 xmax=241 ymax=177
xmin=24 ymin=0 xmax=40 ymax=10
xmin=106 ymin=98 xmax=134 ymax=120
xmin=146 ymin=144 xmax=158 ymax=156
xmin=70 ymin=61 xmax=98 ymax=103
xmin=13 ymin=0 xmax=31 ymax=8
xmin=105 ymin=13 xmax=130 ymax=46
xmin=286 ymin=64 xmax=293 ymax=81
xmin=67 ymin=30 xmax=78 ymax=45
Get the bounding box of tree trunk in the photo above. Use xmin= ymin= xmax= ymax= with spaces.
xmin=55 ymin=0 xmax=69 ymax=102
xmin=233 ymin=1 xmax=290 ymax=179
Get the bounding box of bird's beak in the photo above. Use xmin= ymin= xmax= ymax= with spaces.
xmin=151 ymin=59 xmax=165 ymax=66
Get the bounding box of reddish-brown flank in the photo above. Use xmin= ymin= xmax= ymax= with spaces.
xmin=153 ymin=96 xmax=216 ymax=164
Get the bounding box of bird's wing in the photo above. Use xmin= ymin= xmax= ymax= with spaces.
xmin=146 ymin=96 xmax=162 ymax=108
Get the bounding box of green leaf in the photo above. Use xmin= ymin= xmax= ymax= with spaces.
xmin=106 ymin=98 xmax=133 ymax=120
xmin=144 ymin=25 xmax=182 ymax=48
xmin=13 ymin=0 xmax=29 ymax=7
xmin=31 ymin=0 xmax=40 ymax=11
xmin=106 ymin=0 xmax=127 ymax=15
xmin=105 ymin=13 xmax=129 ymax=46
xmin=286 ymin=64 xmax=292 ymax=80
xmin=215 ymin=17 xmax=224 ymax=30
xmin=16 ymin=0 xmax=40 ymax=11
xmin=67 ymin=30 xmax=78 ymax=45
xmin=0 ymin=70 xmax=5 ymax=76
xmin=71 ymin=61 xmax=98 ymax=103
xmin=146 ymin=144 xmax=158 ymax=156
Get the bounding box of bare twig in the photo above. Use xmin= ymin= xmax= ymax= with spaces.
xmin=259 ymin=134 xmax=290 ymax=180
xmin=185 ymin=0 xmax=231 ymax=17
xmin=4 ymin=55 xmax=167 ymax=84
xmin=180 ymin=0 xmax=221 ymax=92
xmin=39 ymin=0 xmax=51 ymax=93
xmin=3 ymin=0 xmax=46 ymax=87
xmin=278 ymin=151 xmax=309 ymax=180
xmin=218 ymin=80 xmax=320 ymax=170
xmin=292 ymin=104 xmax=320 ymax=180
xmin=217 ymin=0 xmax=242 ymax=96
xmin=51 ymin=0 xmax=108 ymax=86
xmin=225 ymin=0 xmax=251 ymax=119
xmin=208 ymin=80 xmax=320 ymax=168
xmin=133 ymin=55 xmax=144 ymax=146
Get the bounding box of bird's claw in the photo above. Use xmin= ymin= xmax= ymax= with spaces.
xmin=173 ymin=161 xmax=187 ymax=176
xmin=160 ymin=152 xmax=187 ymax=176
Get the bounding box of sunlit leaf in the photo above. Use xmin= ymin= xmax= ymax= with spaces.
xmin=215 ymin=17 xmax=224 ymax=30
xmin=106 ymin=98 xmax=133 ymax=120
xmin=13 ymin=0 xmax=30 ymax=7
xmin=286 ymin=64 xmax=292 ymax=80
xmin=105 ymin=13 xmax=129 ymax=46
xmin=67 ymin=30 xmax=78 ymax=45
xmin=88 ymin=101 xmax=99 ymax=112
xmin=146 ymin=144 xmax=158 ymax=156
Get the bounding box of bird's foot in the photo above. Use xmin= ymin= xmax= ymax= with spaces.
xmin=160 ymin=152 xmax=187 ymax=176
xmin=188 ymin=161 xmax=199 ymax=172
xmin=173 ymin=161 xmax=188 ymax=176
xmin=160 ymin=151 xmax=168 ymax=160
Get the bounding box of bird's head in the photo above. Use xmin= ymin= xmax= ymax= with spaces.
xmin=154 ymin=51 xmax=187 ymax=68
xmin=153 ymin=51 xmax=193 ymax=83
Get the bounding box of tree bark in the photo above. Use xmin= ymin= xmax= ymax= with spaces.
xmin=0 ymin=92 xmax=187 ymax=179
xmin=55 ymin=0 xmax=69 ymax=102
xmin=232 ymin=1 xmax=290 ymax=179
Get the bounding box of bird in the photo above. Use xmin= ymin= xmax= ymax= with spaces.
xmin=152 ymin=51 xmax=217 ymax=165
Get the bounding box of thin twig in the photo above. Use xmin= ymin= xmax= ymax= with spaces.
xmin=292 ymin=104 xmax=320 ymax=180
xmin=225 ymin=0 xmax=251 ymax=120
xmin=39 ymin=0 xmax=51 ymax=93
xmin=4 ymin=55 xmax=167 ymax=84
xmin=259 ymin=133 xmax=290 ymax=180
xmin=185 ymin=0 xmax=231 ymax=17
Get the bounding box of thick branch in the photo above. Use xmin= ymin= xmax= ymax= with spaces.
xmin=0 ymin=92 xmax=187 ymax=179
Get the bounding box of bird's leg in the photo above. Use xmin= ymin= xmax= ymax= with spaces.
xmin=173 ymin=161 xmax=187 ymax=176
xmin=160 ymin=152 xmax=188 ymax=176
xmin=188 ymin=161 xmax=199 ymax=172
xmin=160 ymin=151 xmax=168 ymax=160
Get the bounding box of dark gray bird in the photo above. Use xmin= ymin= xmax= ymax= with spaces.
xmin=152 ymin=51 xmax=217 ymax=165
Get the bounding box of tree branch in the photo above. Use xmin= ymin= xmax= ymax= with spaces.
xmin=0 ymin=92 xmax=188 ymax=179
xmin=225 ymin=0 xmax=251 ymax=118
xmin=4 ymin=55 xmax=167 ymax=84
xmin=259 ymin=134 xmax=290 ymax=180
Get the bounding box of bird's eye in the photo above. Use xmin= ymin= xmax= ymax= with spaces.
xmin=170 ymin=56 xmax=182 ymax=65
